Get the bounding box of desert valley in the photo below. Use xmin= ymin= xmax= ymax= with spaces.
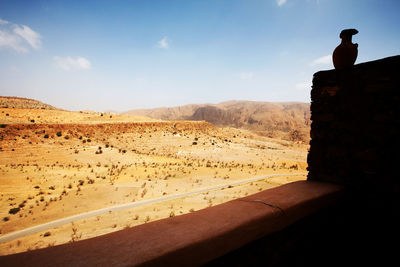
xmin=0 ymin=96 xmax=310 ymax=255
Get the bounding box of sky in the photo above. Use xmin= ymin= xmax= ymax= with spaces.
xmin=0 ymin=0 xmax=399 ymax=112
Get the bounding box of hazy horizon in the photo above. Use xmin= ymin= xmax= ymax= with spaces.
xmin=1 ymin=96 xmax=311 ymax=113
xmin=121 ymin=99 xmax=311 ymax=114
xmin=1 ymin=0 xmax=399 ymax=111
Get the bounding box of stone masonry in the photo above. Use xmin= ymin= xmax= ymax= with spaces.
xmin=307 ymin=55 xmax=400 ymax=193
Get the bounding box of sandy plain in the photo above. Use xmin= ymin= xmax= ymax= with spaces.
xmin=0 ymin=108 xmax=308 ymax=255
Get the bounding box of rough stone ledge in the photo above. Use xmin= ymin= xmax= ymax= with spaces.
xmin=0 ymin=181 xmax=344 ymax=267
xmin=308 ymin=55 xmax=400 ymax=190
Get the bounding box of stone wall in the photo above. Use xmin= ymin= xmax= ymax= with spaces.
xmin=307 ymin=55 xmax=400 ymax=193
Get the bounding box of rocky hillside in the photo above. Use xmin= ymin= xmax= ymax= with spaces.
xmin=127 ymin=104 xmax=203 ymax=120
xmin=0 ymin=96 xmax=58 ymax=110
xmin=125 ymin=101 xmax=311 ymax=142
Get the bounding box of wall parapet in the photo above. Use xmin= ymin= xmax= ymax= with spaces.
xmin=0 ymin=181 xmax=344 ymax=266
xmin=308 ymin=55 xmax=400 ymax=193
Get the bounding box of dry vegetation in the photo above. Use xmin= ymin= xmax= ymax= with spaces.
xmin=0 ymin=104 xmax=308 ymax=255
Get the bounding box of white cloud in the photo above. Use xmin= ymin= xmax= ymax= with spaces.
xmin=0 ymin=30 xmax=28 ymax=52
xmin=277 ymin=0 xmax=287 ymax=6
xmin=240 ymin=72 xmax=254 ymax=80
xmin=310 ymin=55 xmax=332 ymax=66
xmin=53 ymin=56 xmax=92 ymax=71
xmin=13 ymin=25 xmax=41 ymax=49
xmin=0 ymin=20 xmax=41 ymax=53
xmin=158 ymin=37 xmax=169 ymax=49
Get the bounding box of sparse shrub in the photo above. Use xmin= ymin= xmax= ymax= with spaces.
xmin=30 ymin=119 xmax=35 ymax=123
xmin=141 ymin=188 xmax=147 ymax=198
xmin=44 ymin=134 xmax=49 ymax=139
xmin=9 ymin=207 xmax=20 ymax=214
xmin=56 ymin=131 xmax=62 ymax=137
xmin=44 ymin=231 xmax=51 ymax=237
xmin=169 ymin=211 xmax=175 ymax=217
xmin=70 ymin=224 xmax=81 ymax=242
xmin=3 ymin=217 xmax=9 ymax=221
xmin=192 ymin=142 xmax=197 ymax=145
xmin=290 ymin=164 xmax=298 ymax=170
xmin=0 ymin=124 xmax=7 ymax=128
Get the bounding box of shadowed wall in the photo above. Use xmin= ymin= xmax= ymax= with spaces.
xmin=307 ymin=55 xmax=400 ymax=194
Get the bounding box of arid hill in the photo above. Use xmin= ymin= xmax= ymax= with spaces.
xmin=125 ymin=101 xmax=311 ymax=141
xmin=0 ymin=97 xmax=156 ymax=124
xmin=0 ymin=97 xmax=308 ymax=255
xmin=0 ymin=96 xmax=58 ymax=110
xmin=125 ymin=103 xmax=203 ymax=120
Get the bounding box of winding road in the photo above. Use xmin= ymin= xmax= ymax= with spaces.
xmin=0 ymin=173 xmax=307 ymax=244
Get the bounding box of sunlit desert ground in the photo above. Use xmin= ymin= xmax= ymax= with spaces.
xmin=0 ymin=107 xmax=308 ymax=255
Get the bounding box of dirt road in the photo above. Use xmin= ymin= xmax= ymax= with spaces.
xmin=0 ymin=173 xmax=306 ymax=244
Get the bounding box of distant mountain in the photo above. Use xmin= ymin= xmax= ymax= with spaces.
xmin=126 ymin=104 xmax=203 ymax=120
xmin=124 ymin=100 xmax=311 ymax=141
xmin=0 ymin=96 xmax=58 ymax=110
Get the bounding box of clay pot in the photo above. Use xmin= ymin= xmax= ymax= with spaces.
xmin=332 ymin=29 xmax=358 ymax=69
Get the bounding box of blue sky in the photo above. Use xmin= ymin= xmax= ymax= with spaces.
xmin=1 ymin=0 xmax=399 ymax=111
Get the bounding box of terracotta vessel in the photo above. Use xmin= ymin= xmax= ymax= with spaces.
xmin=332 ymin=29 xmax=358 ymax=69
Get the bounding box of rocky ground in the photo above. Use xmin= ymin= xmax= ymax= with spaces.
xmin=0 ymin=105 xmax=308 ymax=255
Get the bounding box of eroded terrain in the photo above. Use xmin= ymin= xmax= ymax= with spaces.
xmin=0 ymin=107 xmax=308 ymax=255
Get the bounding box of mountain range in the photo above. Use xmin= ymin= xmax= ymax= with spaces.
xmin=124 ymin=100 xmax=310 ymax=142
xmin=0 ymin=97 xmax=310 ymax=142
